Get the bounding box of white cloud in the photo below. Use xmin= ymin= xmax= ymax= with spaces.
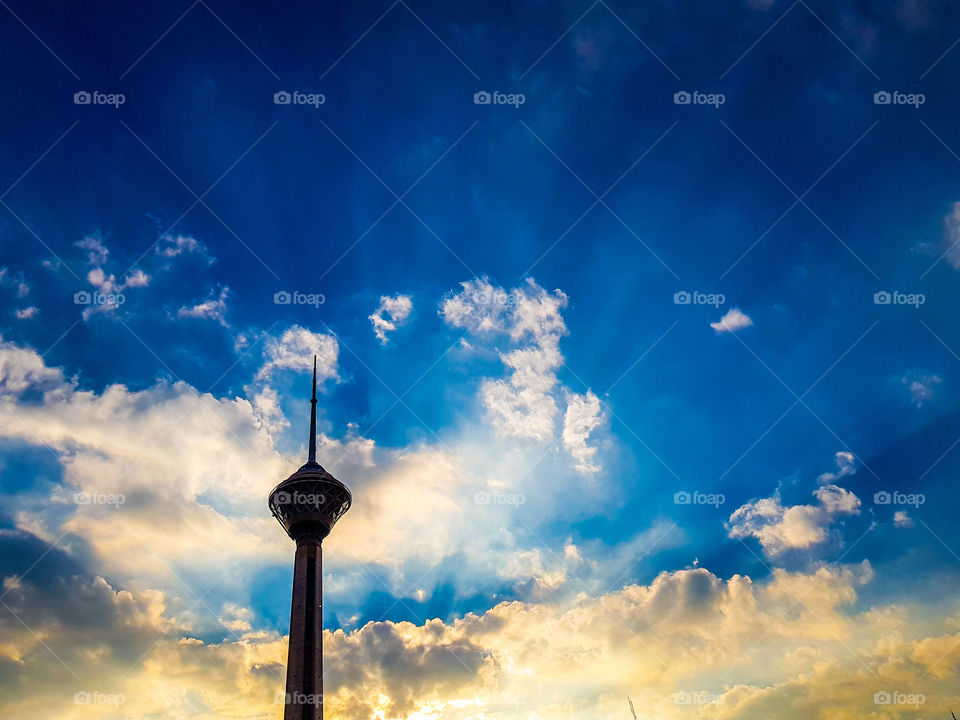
xmin=0 ymin=267 xmax=30 ymax=298
xmin=727 ymin=484 xmax=861 ymax=557
xmin=893 ymin=510 xmax=914 ymax=528
xmin=442 ymin=278 xmax=566 ymax=441
xmin=75 ymin=235 xmax=108 ymax=265
xmin=901 ymin=371 xmax=941 ymax=407
xmin=710 ymin=307 xmax=753 ymax=333
xmin=77 ymin=240 xmax=151 ymax=319
xmin=369 ymin=294 xmax=413 ymax=343
xmin=250 ymin=386 xmax=289 ymax=438
xmin=14 ymin=307 xmax=38 ymax=320
xmin=816 ymin=451 xmax=855 ymax=483
xmin=256 ymin=325 xmax=339 ymax=383
xmin=562 ymin=390 xmax=604 ymax=473
xmin=441 ymin=278 xmax=607 ymax=474
xmin=156 ymin=233 xmax=205 ymax=259
xmin=178 ymin=286 xmax=229 ymax=326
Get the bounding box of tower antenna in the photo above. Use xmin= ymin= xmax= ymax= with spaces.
xmin=308 ymin=355 xmax=317 ymax=463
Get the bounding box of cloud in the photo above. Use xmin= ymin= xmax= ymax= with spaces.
xmin=5 ymin=546 xmax=960 ymax=720
xmin=441 ymin=278 xmax=607 ymax=474
xmin=893 ymin=510 xmax=914 ymax=528
xmin=369 ymin=294 xmax=413 ymax=344
xmin=0 ymin=331 xmax=958 ymax=719
xmin=727 ymin=484 xmax=861 ymax=557
xmin=155 ymin=233 xmax=209 ymax=260
xmin=0 ymin=266 xmax=30 ymax=298
xmin=14 ymin=306 xmax=38 ymax=319
xmin=76 ymin=239 xmax=151 ymax=320
xmin=562 ymin=390 xmax=604 ymax=473
xmin=816 ymin=451 xmax=855 ymax=483
xmin=942 ymin=201 xmax=960 ymax=269
xmin=178 ymin=286 xmax=230 ymax=327
xmin=442 ymin=278 xmax=566 ymax=440
xmin=900 ymin=371 xmax=941 ymax=407
xmin=255 ymin=325 xmax=339 ymax=383
xmin=710 ymin=307 xmax=753 ymax=333
xmin=75 ymin=235 xmax=108 ymax=265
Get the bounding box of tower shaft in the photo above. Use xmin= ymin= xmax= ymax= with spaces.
xmin=283 ymin=538 xmax=323 ymax=720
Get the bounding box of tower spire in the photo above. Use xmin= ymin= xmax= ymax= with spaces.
xmin=308 ymin=355 xmax=317 ymax=463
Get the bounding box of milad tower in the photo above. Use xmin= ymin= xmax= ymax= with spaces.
xmin=269 ymin=357 xmax=353 ymax=720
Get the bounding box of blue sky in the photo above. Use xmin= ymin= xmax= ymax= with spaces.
xmin=2 ymin=1 xmax=960 ymax=718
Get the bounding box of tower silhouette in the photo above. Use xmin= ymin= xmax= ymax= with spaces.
xmin=269 ymin=357 xmax=352 ymax=720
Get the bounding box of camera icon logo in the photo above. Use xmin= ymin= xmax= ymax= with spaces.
xmin=873 ymin=490 xmax=891 ymax=505
xmin=873 ymin=91 xmax=891 ymax=105
xmin=474 ymin=491 xmax=491 ymax=504
xmin=275 ymin=491 xmax=291 ymax=504
xmin=74 ymin=491 xmax=91 ymax=504
xmin=674 ymin=491 xmax=691 ymax=505
xmin=674 ymin=290 xmax=691 ymax=305
xmin=74 ymin=290 xmax=92 ymax=304
xmin=274 ymin=290 xmax=291 ymax=304
xmin=74 ymin=91 xmax=91 ymax=105
xmin=674 ymin=91 xmax=691 ymax=105
xmin=474 ymin=91 xmax=491 ymax=105
xmin=873 ymin=691 xmax=891 ymax=705
xmin=274 ymin=91 xmax=291 ymax=105
xmin=873 ymin=291 xmax=891 ymax=305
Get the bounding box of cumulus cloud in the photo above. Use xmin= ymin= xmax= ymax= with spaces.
xmin=440 ymin=278 xmax=607 ymax=474
xmin=4 ymin=548 xmax=959 ymax=720
xmin=727 ymin=484 xmax=861 ymax=557
xmin=710 ymin=307 xmax=753 ymax=333
xmin=178 ymin=286 xmax=230 ymax=326
xmin=562 ymin=390 xmax=604 ymax=473
xmin=256 ymin=325 xmax=339 ymax=383
xmin=893 ymin=510 xmax=914 ymax=528
xmin=14 ymin=306 xmax=38 ymax=319
xmin=74 ymin=238 xmax=151 ymax=320
xmin=369 ymin=294 xmax=413 ymax=343
xmin=0 ymin=330 xmax=957 ymax=719
xmin=816 ymin=450 xmax=855 ymax=483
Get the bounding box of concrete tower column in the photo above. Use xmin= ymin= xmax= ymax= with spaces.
xmin=284 ymin=538 xmax=323 ymax=720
